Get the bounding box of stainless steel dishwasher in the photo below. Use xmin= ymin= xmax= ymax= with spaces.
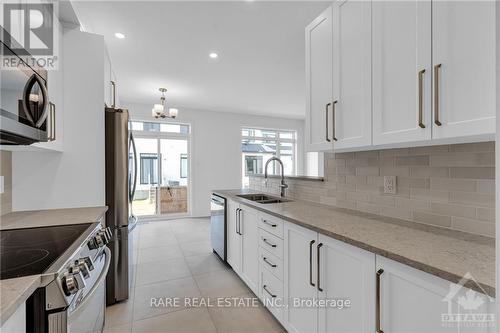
xmin=210 ymin=194 xmax=226 ymax=261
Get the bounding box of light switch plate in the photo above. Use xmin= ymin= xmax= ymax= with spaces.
xmin=383 ymin=176 xmax=396 ymax=194
xmin=0 ymin=176 xmax=4 ymax=194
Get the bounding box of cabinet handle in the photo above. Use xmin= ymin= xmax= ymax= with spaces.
xmin=110 ymin=81 xmax=116 ymax=108
xmin=332 ymin=101 xmax=338 ymax=141
xmin=237 ymin=209 xmax=243 ymax=236
xmin=376 ymin=269 xmax=384 ymax=333
xmin=262 ymin=238 xmax=277 ymax=248
xmin=48 ymin=102 xmax=56 ymax=141
xmin=261 ymin=219 xmax=277 ymax=228
xmin=317 ymin=243 xmax=323 ymax=292
xmin=263 ymin=285 xmax=276 ymax=298
xmin=434 ymin=64 xmax=442 ymax=126
xmin=325 ymin=103 xmax=331 ymax=142
xmin=309 ymin=240 xmax=315 ymax=287
xmin=263 ymin=257 xmax=277 ymax=268
xmin=418 ymin=69 xmax=426 ymax=129
xmin=235 ymin=209 xmax=239 ymax=235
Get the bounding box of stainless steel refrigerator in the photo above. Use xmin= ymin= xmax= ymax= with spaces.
xmin=105 ymin=107 xmax=138 ymax=305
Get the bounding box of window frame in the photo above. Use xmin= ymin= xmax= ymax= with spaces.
xmin=241 ymin=127 xmax=297 ymax=178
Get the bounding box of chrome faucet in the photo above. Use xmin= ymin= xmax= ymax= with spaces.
xmin=264 ymin=157 xmax=288 ymax=197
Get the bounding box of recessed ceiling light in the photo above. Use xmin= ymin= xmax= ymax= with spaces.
xmin=115 ymin=32 xmax=126 ymax=39
xmin=209 ymin=52 xmax=218 ymax=59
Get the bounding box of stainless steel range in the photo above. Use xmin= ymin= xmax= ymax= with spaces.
xmin=0 ymin=222 xmax=112 ymax=333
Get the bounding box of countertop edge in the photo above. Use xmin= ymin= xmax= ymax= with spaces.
xmin=213 ymin=189 xmax=495 ymax=297
xmin=0 ymin=275 xmax=41 ymax=326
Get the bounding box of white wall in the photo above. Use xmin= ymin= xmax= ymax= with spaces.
xmin=126 ymin=102 xmax=305 ymax=217
xmin=12 ymin=30 xmax=105 ymax=211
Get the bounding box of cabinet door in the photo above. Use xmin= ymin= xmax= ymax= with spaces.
xmin=305 ymin=6 xmax=334 ymax=152
xmin=104 ymin=48 xmax=112 ymax=106
xmin=283 ymin=222 xmax=318 ymax=333
xmin=240 ymin=207 xmax=259 ymax=294
xmin=432 ymin=1 xmax=495 ymax=140
xmin=372 ymin=0 xmax=432 ymax=145
xmin=317 ymin=235 xmax=375 ymax=333
xmin=226 ymin=201 xmax=241 ymax=274
xmin=377 ymin=256 xmax=495 ymax=333
xmin=332 ymin=0 xmax=371 ymax=150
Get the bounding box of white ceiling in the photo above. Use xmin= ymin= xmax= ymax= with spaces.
xmin=72 ymin=1 xmax=330 ymax=119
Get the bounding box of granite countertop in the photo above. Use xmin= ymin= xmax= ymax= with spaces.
xmin=0 ymin=206 xmax=108 ymax=325
xmin=214 ymin=189 xmax=495 ymax=297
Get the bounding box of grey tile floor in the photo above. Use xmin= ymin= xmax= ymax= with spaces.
xmin=104 ymin=217 xmax=285 ymax=333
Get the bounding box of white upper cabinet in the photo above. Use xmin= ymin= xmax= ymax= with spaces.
xmin=372 ymin=0 xmax=432 ymax=146
xmin=104 ymin=48 xmax=112 ymax=107
xmin=431 ymin=1 xmax=496 ymax=139
xmin=305 ymin=6 xmax=334 ymax=152
xmin=332 ymin=0 xmax=372 ymax=150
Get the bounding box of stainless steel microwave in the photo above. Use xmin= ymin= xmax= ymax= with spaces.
xmin=0 ymin=41 xmax=55 ymax=145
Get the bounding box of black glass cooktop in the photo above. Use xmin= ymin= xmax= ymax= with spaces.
xmin=0 ymin=223 xmax=92 ymax=280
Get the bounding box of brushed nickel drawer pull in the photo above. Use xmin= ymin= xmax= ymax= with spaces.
xmin=434 ymin=64 xmax=442 ymax=126
xmin=261 ymin=219 xmax=277 ymax=228
xmin=263 ymin=285 xmax=276 ymax=298
xmin=376 ymin=269 xmax=384 ymax=333
xmin=263 ymin=257 xmax=277 ymax=268
xmin=262 ymin=238 xmax=277 ymax=248
xmin=418 ymin=69 xmax=426 ymax=129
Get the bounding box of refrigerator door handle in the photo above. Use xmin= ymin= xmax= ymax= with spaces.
xmin=129 ymin=132 xmax=138 ymax=202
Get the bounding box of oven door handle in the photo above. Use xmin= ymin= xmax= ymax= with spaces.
xmin=69 ymin=247 xmax=111 ymax=319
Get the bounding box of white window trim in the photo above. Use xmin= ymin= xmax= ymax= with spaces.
xmin=241 ymin=127 xmax=297 ymax=177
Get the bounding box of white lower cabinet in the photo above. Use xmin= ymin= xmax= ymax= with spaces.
xmin=239 ymin=206 xmax=259 ymax=294
xmin=377 ymin=256 xmax=496 ymax=333
xmin=229 ymin=207 xmax=495 ymax=333
xmin=317 ymin=234 xmax=375 ymax=333
xmin=226 ymin=200 xmax=241 ymax=273
xmin=283 ymin=222 xmax=319 ymax=333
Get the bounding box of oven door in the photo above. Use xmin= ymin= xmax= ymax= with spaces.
xmin=67 ymin=247 xmax=111 ymax=333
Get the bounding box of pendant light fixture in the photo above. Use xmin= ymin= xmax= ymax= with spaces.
xmin=152 ymin=88 xmax=178 ymax=119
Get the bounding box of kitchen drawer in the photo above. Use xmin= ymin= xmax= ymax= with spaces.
xmin=260 ymin=265 xmax=284 ymax=323
xmin=258 ymin=213 xmax=284 ymax=239
xmin=258 ymin=246 xmax=283 ymax=281
xmin=259 ymin=228 xmax=283 ymax=259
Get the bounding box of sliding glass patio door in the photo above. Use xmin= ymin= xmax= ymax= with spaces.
xmin=130 ymin=121 xmax=190 ymax=219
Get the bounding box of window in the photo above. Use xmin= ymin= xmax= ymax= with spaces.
xmin=241 ymin=127 xmax=296 ymax=187
xmin=180 ymin=154 xmax=188 ymax=178
xmin=130 ymin=121 xmax=190 ymax=134
xmin=140 ymin=153 xmax=158 ymax=185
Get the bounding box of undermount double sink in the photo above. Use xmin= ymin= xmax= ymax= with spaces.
xmin=236 ymin=193 xmax=292 ymax=204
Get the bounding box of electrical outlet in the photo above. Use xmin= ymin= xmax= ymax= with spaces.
xmin=384 ymin=176 xmax=396 ymax=194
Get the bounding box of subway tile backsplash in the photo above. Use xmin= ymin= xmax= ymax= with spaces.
xmin=249 ymin=142 xmax=495 ymax=237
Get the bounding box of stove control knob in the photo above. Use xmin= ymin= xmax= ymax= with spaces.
xmin=94 ymin=234 xmax=105 ymax=247
xmin=97 ymin=231 xmax=110 ymax=245
xmin=75 ymin=258 xmax=92 ymax=279
xmin=87 ymin=237 xmax=99 ymax=250
xmin=104 ymin=227 xmax=113 ymax=241
xmin=62 ymin=270 xmax=86 ymax=296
